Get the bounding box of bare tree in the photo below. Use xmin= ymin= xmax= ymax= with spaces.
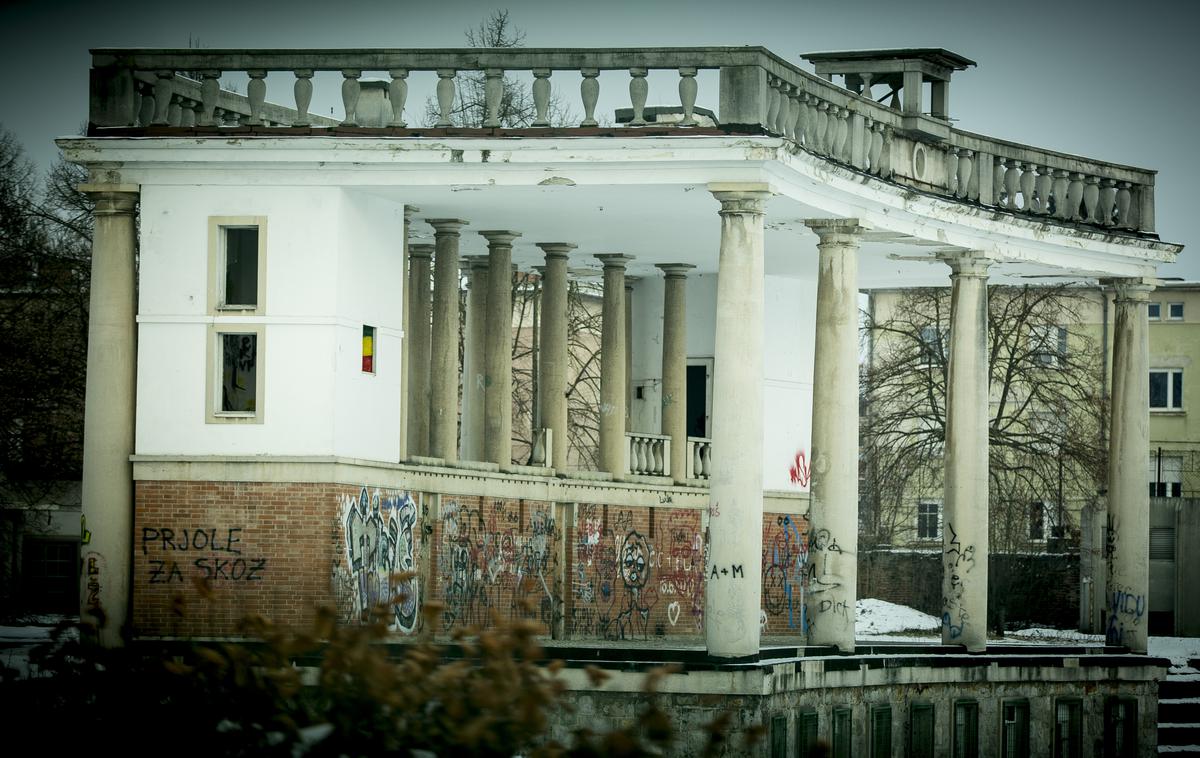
xmin=422 ymin=10 xmax=575 ymax=128
xmin=861 ymin=285 xmax=1108 ymax=627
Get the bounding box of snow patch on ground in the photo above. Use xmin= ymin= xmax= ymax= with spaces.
xmin=856 ymin=599 xmax=940 ymax=635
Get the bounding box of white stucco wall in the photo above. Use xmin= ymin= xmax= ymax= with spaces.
xmin=135 ymin=184 xmax=406 ymax=460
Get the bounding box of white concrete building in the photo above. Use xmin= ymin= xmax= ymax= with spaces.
xmin=64 ymin=47 xmax=1179 ymax=671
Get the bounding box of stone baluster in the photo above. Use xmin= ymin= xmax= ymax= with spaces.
xmin=957 ymin=149 xmax=973 ymax=199
xmin=656 ymin=439 xmax=667 ymax=476
xmin=181 ymin=99 xmax=196 ymax=127
xmin=1116 ymin=181 xmax=1133 ymax=228
xmin=992 ymin=157 xmax=1007 ymax=207
xmin=806 ymin=95 xmax=820 ymax=147
xmin=825 ymin=104 xmax=840 ymax=156
xmin=242 ymin=69 xmax=265 ymax=126
xmin=1004 ymin=159 xmax=1021 ymax=211
xmin=291 ymin=69 xmax=313 ymax=127
xmin=212 ymin=107 xmax=226 ymax=128
xmin=776 ymin=81 xmax=793 ymax=137
xmin=1082 ymin=175 xmax=1101 ymax=223
xmin=701 ymin=441 xmax=712 ymax=477
xmin=435 ymin=69 xmax=456 ymax=127
xmin=341 ymin=69 xmax=362 ymax=126
xmin=944 ymin=148 xmax=959 ymax=195
xmin=860 ymin=73 xmax=873 ymax=101
xmin=868 ymin=122 xmax=884 ymax=175
xmin=678 ymin=67 xmax=698 ymax=126
xmin=628 ymin=67 xmax=649 ymax=126
xmin=764 ymin=76 xmax=781 ymax=134
xmin=195 ymin=71 xmax=218 ymax=127
xmin=835 ymin=108 xmax=851 ymax=162
xmin=1066 ymin=172 xmax=1085 ymax=221
xmin=151 ymin=71 xmax=174 ymax=125
xmin=815 ymin=101 xmax=830 ymax=153
xmin=1034 ymin=165 xmax=1053 ymax=214
xmin=169 ymin=95 xmax=185 ymax=126
xmin=1019 ymin=163 xmax=1036 ymax=212
xmin=580 ymin=68 xmax=600 ymax=127
xmin=389 ymin=69 xmax=408 ymax=127
xmin=1052 ymin=169 xmax=1071 ymax=219
xmin=531 ymin=69 xmax=552 ymax=127
xmin=693 ymin=441 xmax=704 ymax=478
xmin=637 ymin=439 xmax=648 ymax=473
xmin=1098 ymin=178 xmax=1118 ymax=226
xmin=879 ymin=126 xmax=894 ymax=178
xmin=483 ymin=68 xmax=504 ymax=127
xmin=788 ymin=86 xmax=804 ymax=142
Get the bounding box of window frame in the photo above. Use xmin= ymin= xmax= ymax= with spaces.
xmin=908 ymin=702 xmax=935 ymax=758
xmin=1168 ymin=302 xmax=1184 ymax=321
xmin=1147 ymin=302 xmax=1161 ymax=320
xmin=208 ymin=216 xmax=267 ymax=315
xmin=1053 ymin=698 xmax=1082 ymax=758
xmin=1149 ymin=368 xmax=1184 ymax=411
xmin=206 ymin=324 xmax=266 ymax=424
xmin=1029 ymin=324 xmax=1068 ymax=368
xmin=952 ymin=700 xmax=979 ymax=758
xmin=362 ymin=324 xmax=377 ymax=375
xmin=917 ymin=501 xmax=942 ymax=541
xmin=1000 ymin=699 xmax=1031 ymax=758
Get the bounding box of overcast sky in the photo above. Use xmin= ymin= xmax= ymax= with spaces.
xmin=2 ymin=0 xmax=1194 ymax=278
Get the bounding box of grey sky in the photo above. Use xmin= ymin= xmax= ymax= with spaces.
xmin=2 ymin=0 xmax=1194 ymax=278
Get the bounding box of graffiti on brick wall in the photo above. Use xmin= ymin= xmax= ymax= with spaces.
xmin=334 ymin=487 xmax=419 ymax=633
xmin=437 ymin=499 xmax=559 ymax=632
xmin=762 ymin=514 xmax=808 ymax=632
xmin=570 ymin=505 xmax=704 ymax=640
xmin=140 ymin=526 xmax=267 ymax=584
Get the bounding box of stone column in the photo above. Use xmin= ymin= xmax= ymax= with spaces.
xmin=427 ymin=219 xmax=467 ymax=462
xmin=460 ymin=256 xmax=489 ymax=462
xmin=537 ymin=243 xmax=577 ymax=472
xmin=705 ymin=184 xmax=771 ymax=657
xmin=804 ymin=219 xmax=863 ymax=652
xmin=77 ymin=183 xmax=139 ymax=647
xmin=398 ymin=205 xmax=417 ymax=462
xmin=1106 ymin=278 xmax=1153 ymax=653
xmin=657 ymin=264 xmax=694 ymax=482
xmin=941 ymin=252 xmax=991 ymax=652
xmin=482 ymin=231 xmax=521 ymax=468
xmin=596 ymin=254 xmax=633 ymax=476
xmin=406 ymin=244 xmax=434 ymax=457
xmin=625 ymin=277 xmax=636 ymax=426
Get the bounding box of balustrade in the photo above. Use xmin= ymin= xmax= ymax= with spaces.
xmin=625 ymin=432 xmax=670 ymax=477
xmin=530 ymin=428 xmax=552 ymax=468
xmin=686 ymin=437 xmax=712 ymax=480
xmin=88 ymin=47 xmax=1157 ymax=232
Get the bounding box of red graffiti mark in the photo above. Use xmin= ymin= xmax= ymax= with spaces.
xmin=788 ymin=450 xmax=810 ymax=487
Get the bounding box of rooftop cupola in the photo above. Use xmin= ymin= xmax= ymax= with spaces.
xmin=801 ymin=48 xmax=975 ymax=141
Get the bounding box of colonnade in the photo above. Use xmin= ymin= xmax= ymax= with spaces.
xmin=76 ymin=181 xmax=1154 ymax=656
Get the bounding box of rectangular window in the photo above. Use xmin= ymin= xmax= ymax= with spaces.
xmin=1029 ymin=502 xmax=1046 ymax=541
xmin=832 ymin=707 xmax=853 ymax=758
xmin=953 ymin=701 xmax=978 ymax=758
xmin=917 ymin=502 xmax=941 ymax=540
xmin=871 ymin=705 xmax=892 ymax=758
xmin=1001 ymin=700 xmax=1030 ymax=758
xmin=918 ymin=325 xmax=946 ymax=366
xmin=208 ymin=216 xmax=267 ymax=314
xmin=797 ymin=710 xmax=819 ymax=758
xmin=1149 ymin=369 xmax=1183 ymax=410
xmin=1149 ymin=454 xmax=1183 ymax=497
xmin=909 ymin=703 xmax=934 ymax=758
xmin=362 ymin=325 xmax=376 ymax=373
xmin=1148 ymin=302 xmax=1161 ymax=320
xmin=207 ymin=325 xmax=265 ymax=424
xmin=1053 ymin=699 xmax=1082 ymax=758
xmin=1104 ymin=697 xmax=1136 ymax=758
xmin=1168 ymin=302 xmax=1184 ymax=320
xmin=770 ymin=715 xmax=787 ymax=758
xmin=1030 ymin=325 xmax=1068 ymax=367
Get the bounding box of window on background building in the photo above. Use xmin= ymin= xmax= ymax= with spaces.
xmin=953 ymin=701 xmax=979 ymax=758
xmin=362 ymin=325 xmax=375 ymax=373
xmin=1149 ymin=369 xmax=1184 ymax=410
xmin=770 ymin=715 xmax=787 ymax=758
xmin=832 ymin=707 xmax=853 ymax=758
xmin=917 ymin=502 xmax=941 ymax=540
xmin=1104 ymin=698 xmax=1137 ymax=758
xmin=1148 ymin=302 xmax=1161 ymax=320
xmin=208 ymin=326 xmax=265 ymax=424
xmin=208 ymin=216 xmax=266 ymax=314
xmin=1149 ymin=454 xmax=1183 ymax=497
xmin=870 ymin=705 xmax=892 ymax=758
xmin=1053 ymin=699 xmax=1082 ymax=758
xmin=1169 ymin=302 xmax=1184 ymax=320
xmin=797 ymin=710 xmax=819 ymax=758
xmin=918 ymin=325 xmax=945 ymax=366
xmin=1001 ymin=701 xmax=1030 ymax=758
xmin=909 ymin=703 xmax=934 ymax=758
xmin=1029 ymin=325 xmax=1068 ymax=367
xmin=1029 ymin=502 xmax=1047 ymax=541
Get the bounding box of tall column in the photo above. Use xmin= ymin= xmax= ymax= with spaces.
xmin=537 ymin=243 xmax=577 ymax=472
xmin=596 ymin=254 xmax=633 ymax=475
xmin=406 ymin=244 xmax=434 ymax=456
xmin=1106 ymin=278 xmax=1153 ymax=653
xmin=427 ymin=219 xmax=467 ymax=462
xmin=460 ymin=256 xmax=489 ymax=461
xmin=657 ymin=264 xmax=694 ymax=482
xmin=804 ymin=219 xmax=863 ymax=652
xmin=398 ymin=205 xmax=417 ymax=461
xmin=77 ymin=183 xmax=139 ymax=647
xmin=625 ymin=277 xmax=636 ymax=426
xmin=705 ymin=183 xmax=771 ymax=657
xmin=482 ymin=231 xmax=521 ymax=467
xmin=941 ymin=252 xmax=991 ymax=652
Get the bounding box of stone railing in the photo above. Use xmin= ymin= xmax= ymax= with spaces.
xmin=687 ymin=437 xmax=712 ymax=481
xmin=625 ymin=432 xmax=670 ymax=477
xmin=87 ymin=47 xmax=1157 ymax=233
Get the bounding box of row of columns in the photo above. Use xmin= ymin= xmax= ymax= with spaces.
xmin=75 ymin=181 xmax=1153 ymax=657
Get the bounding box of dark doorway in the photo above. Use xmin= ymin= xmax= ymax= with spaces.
xmin=686 ymin=364 xmax=708 ymax=437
